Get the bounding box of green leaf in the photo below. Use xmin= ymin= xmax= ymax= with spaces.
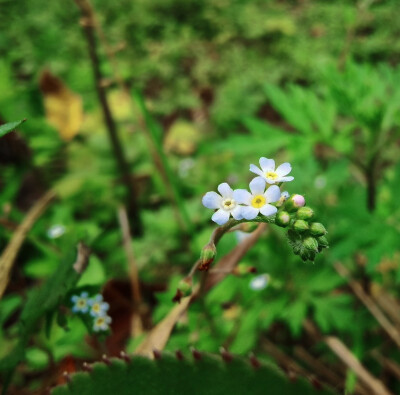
xmin=0 ymin=119 xmax=26 ymax=137
xmin=52 ymin=352 xmax=333 ymax=395
xmin=0 ymin=244 xmax=90 ymax=392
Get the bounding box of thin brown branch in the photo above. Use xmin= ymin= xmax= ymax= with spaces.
xmin=74 ymin=0 xmax=142 ymax=236
xmin=294 ymin=346 xmax=369 ymax=395
xmin=372 ymin=290 xmax=400 ymax=330
xmin=0 ymin=190 xmax=56 ymax=299
xmin=371 ymin=350 xmax=400 ymax=382
xmin=335 ymin=262 xmax=400 ymax=349
xmin=117 ymin=206 xmax=144 ymax=336
xmin=303 ymin=320 xmax=393 ymax=395
xmin=74 ymin=0 xmax=189 ymax=235
xmin=135 ymin=224 xmax=266 ymax=356
xmin=261 ymin=338 xmax=309 ymax=377
xmin=324 ymin=337 xmax=392 ymax=395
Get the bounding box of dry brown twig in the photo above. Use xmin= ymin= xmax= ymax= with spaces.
xmin=73 ymin=0 xmax=189 ymax=235
xmin=135 ymin=224 xmax=266 ymax=357
xmin=294 ymin=346 xmax=370 ymax=395
xmin=303 ymin=320 xmax=393 ymax=395
xmin=74 ymin=0 xmax=142 ymax=236
xmin=335 ymin=262 xmax=400 ymax=349
xmin=117 ymin=206 xmax=144 ymax=337
xmin=0 ymin=190 xmax=56 ymax=299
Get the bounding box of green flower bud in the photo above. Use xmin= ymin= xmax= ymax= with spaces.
xmin=233 ymin=264 xmax=257 ymax=276
xmin=296 ymin=207 xmax=314 ymax=220
xmin=275 ymin=211 xmax=291 ymax=227
xmin=292 ymin=220 xmax=309 ymax=233
xmin=178 ymin=278 xmax=192 ymax=295
xmin=300 ymin=249 xmax=316 ymax=262
xmin=199 ymin=243 xmax=217 ymax=271
xmin=240 ymin=222 xmax=259 ymax=233
xmin=285 ymin=194 xmax=306 ymax=213
xmin=317 ymin=235 xmax=329 ymax=249
xmin=172 ymin=278 xmax=192 ymax=303
xmin=302 ymin=236 xmax=319 ymax=253
xmin=310 ymin=222 xmax=327 ymax=237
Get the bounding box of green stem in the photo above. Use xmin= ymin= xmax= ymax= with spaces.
xmin=133 ymin=92 xmax=193 ymax=233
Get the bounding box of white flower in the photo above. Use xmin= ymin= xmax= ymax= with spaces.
xmin=88 ymin=294 xmax=110 ymax=317
xmin=93 ymin=315 xmax=112 ymax=332
xmin=249 ymin=274 xmax=270 ymax=291
xmin=71 ymin=292 xmax=90 ymax=313
xmin=47 ymin=224 xmax=66 ymax=239
xmin=250 ymin=157 xmax=294 ymax=184
xmin=202 ymin=182 xmax=243 ymax=225
xmin=233 ymin=178 xmax=281 ymax=220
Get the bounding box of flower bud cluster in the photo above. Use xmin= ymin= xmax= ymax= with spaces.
xmin=71 ymin=292 xmax=112 ymax=333
xmin=255 ymin=192 xmax=328 ymax=262
xmin=275 ymin=199 xmax=328 ymax=262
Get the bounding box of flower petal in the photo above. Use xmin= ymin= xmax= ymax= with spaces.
xmin=275 ymin=162 xmax=292 ymax=177
xmin=202 ymin=191 xmax=221 ymax=209
xmin=212 ymin=209 xmax=230 ymax=225
xmin=259 ymin=157 xmax=275 ymax=172
xmin=260 ymin=204 xmax=277 ymax=217
xmin=241 ymin=206 xmax=259 ymax=220
xmin=264 ymin=185 xmax=281 ymax=203
xmin=231 ymin=205 xmax=243 ymax=220
xmin=249 ymin=164 xmax=264 ymax=177
xmin=279 ymin=176 xmax=294 ymax=182
xmin=233 ymin=189 xmax=252 ymax=205
xmin=249 ymin=177 xmax=266 ymax=195
xmin=218 ymin=182 xmax=233 ymax=198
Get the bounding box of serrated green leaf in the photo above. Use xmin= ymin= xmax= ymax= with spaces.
xmin=52 ymin=352 xmax=333 ymax=395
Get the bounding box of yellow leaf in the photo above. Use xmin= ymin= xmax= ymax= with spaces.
xmin=40 ymin=70 xmax=83 ymax=141
xmin=164 ymin=120 xmax=201 ymax=155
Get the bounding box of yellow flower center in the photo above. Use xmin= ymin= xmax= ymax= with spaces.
xmin=265 ymin=171 xmax=278 ymax=180
xmin=96 ymin=317 xmax=105 ymax=325
xmin=92 ymin=303 xmax=100 ymax=312
xmin=222 ymin=198 xmax=236 ymax=210
xmin=251 ymin=195 xmax=266 ymax=208
xmin=78 ymin=300 xmax=86 ymax=307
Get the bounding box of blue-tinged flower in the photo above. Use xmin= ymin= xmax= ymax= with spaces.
xmin=250 ymin=157 xmax=294 ymax=184
xmin=281 ymin=191 xmax=290 ymax=199
xmin=47 ymin=224 xmax=66 ymax=239
xmin=233 ymin=178 xmax=281 ymax=220
xmin=88 ymin=294 xmax=110 ymax=317
xmin=71 ymin=292 xmax=90 ymax=313
xmin=93 ymin=315 xmax=112 ymax=332
xmin=202 ymin=182 xmax=243 ymax=225
xmin=249 ymin=274 xmax=270 ymax=291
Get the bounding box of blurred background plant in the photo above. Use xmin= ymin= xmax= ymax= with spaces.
xmin=0 ymin=0 xmax=400 ymax=394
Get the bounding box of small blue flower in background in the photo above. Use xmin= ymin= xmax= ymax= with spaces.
xmin=47 ymin=224 xmax=66 ymax=239
xmin=93 ymin=315 xmax=112 ymax=332
xmin=249 ymin=274 xmax=270 ymax=291
xmin=88 ymin=294 xmax=110 ymax=317
xmin=71 ymin=292 xmax=90 ymax=313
